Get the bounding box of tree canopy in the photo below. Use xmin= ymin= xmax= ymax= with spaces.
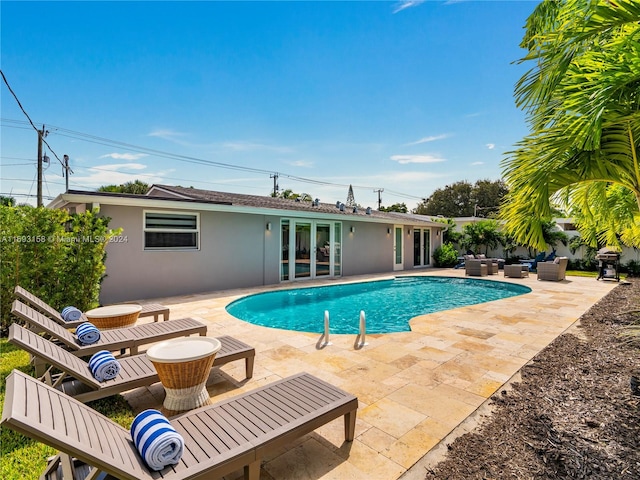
xmin=98 ymin=180 xmax=150 ymax=195
xmin=414 ymin=179 xmax=508 ymax=217
xmin=379 ymin=202 xmax=408 ymax=213
xmin=500 ymin=0 xmax=640 ymax=250
xmin=271 ymin=189 xmax=313 ymax=201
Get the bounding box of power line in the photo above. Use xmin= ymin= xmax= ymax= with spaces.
xmin=0 ymin=73 xmax=64 ymax=168
xmin=1 ymin=117 xmax=426 ymax=202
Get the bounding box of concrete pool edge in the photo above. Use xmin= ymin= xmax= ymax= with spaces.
xmin=123 ymin=269 xmax=617 ymax=480
xmin=225 ymin=275 xmax=532 ymax=335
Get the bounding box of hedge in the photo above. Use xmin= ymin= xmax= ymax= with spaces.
xmin=0 ymin=205 xmax=119 ymax=333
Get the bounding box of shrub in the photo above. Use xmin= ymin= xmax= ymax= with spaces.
xmin=0 ymin=206 xmax=119 ymax=334
xmin=433 ymin=242 xmax=460 ymax=267
xmin=622 ymin=260 xmax=640 ymax=277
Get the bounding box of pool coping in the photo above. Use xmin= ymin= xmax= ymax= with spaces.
xmin=123 ymin=268 xmax=617 ymax=480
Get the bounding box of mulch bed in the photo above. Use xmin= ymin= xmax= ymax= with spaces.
xmin=425 ymin=278 xmax=640 ymax=480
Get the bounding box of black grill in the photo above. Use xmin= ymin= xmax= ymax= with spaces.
xmin=596 ymin=247 xmax=620 ymax=282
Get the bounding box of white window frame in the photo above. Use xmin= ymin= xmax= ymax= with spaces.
xmin=143 ymin=210 xmax=200 ymax=251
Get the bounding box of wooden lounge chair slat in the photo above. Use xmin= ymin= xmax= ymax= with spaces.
xmin=201 ymin=406 xmax=258 ymax=444
xmin=231 ymin=397 xmax=286 ymax=430
xmin=11 ymin=300 xmax=206 ymax=358
xmin=13 ymin=286 xmax=170 ymax=327
xmin=251 ymin=390 xmax=300 ymax=421
xmin=182 ymin=413 xmax=239 ymax=457
xmin=3 ymin=370 xmax=357 ymax=480
xmin=219 ymin=400 xmax=274 ymax=434
xmin=301 ymin=373 xmax=344 ymax=400
xmin=274 ymin=381 xmax=324 ymax=412
xmin=239 ymin=393 xmax=292 ymax=428
xmin=8 ymin=323 xmax=255 ymax=403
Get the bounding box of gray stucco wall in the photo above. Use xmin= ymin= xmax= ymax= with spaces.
xmin=97 ymin=205 xmax=436 ymax=303
xmin=100 ymin=205 xmax=279 ymax=303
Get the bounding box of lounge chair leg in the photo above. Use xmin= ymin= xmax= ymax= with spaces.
xmin=244 ymin=460 xmax=260 ymax=480
xmin=40 ymin=454 xmax=62 ymax=479
xmin=60 ymin=452 xmax=75 ymax=479
xmin=245 ymin=356 xmax=255 ymax=379
xmin=344 ymin=409 xmax=356 ymax=441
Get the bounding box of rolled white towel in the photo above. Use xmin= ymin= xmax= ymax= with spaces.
xmin=75 ymin=322 xmax=101 ymax=345
xmin=88 ymin=350 xmax=120 ymax=381
xmin=61 ymin=306 xmax=83 ymax=322
xmin=131 ymin=409 xmax=184 ymax=471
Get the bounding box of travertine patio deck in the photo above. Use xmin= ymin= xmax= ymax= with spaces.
xmin=124 ymin=268 xmax=616 ymax=480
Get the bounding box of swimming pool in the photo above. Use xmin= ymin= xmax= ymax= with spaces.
xmin=226 ymin=276 xmax=531 ymax=334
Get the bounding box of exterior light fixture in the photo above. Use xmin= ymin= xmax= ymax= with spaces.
xmin=387 ymin=227 xmax=391 ymax=234
xmin=266 ymin=222 xmax=272 ymax=231
xmin=350 ymin=226 xmax=355 ymax=233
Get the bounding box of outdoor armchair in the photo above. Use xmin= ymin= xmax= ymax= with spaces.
xmin=537 ymin=257 xmax=569 ymax=281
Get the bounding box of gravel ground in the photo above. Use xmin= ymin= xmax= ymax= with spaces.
xmin=424 ymin=279 xmax=640 ymax=480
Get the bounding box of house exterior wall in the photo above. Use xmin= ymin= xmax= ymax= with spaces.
xmin=96 ymin=204 xmax=438 ymax=303
xmin=341 ymin=222 xmax=395 ymax=275
xmin=100 ymin=205 xmax=280 ymax=303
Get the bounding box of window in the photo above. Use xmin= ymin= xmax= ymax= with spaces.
xmin=144 ymin=211 xmax=199 ymax=250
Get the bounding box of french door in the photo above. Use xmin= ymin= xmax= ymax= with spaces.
xmin=281 ymin=220 xmax=341 ymax=281
xmin=393 ymin=225 xmax=404 ymax=271
xmin=413 ymin=228 xmax=431 ymax=267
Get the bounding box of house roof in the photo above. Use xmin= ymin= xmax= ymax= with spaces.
xmin=49 ymin=185 xmax=442 ymax=227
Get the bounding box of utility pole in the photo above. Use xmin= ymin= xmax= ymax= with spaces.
xmin=36 ymin=125 xmax=47 ymax=207
xmin=63 ymin=154 xmax=73 ymax=192
xmin=270 ymin=173 xmax=279 ymax=197
xmin=374 ymin=188 xmax=384 ymax=210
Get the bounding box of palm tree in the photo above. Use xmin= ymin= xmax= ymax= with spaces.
xmin=461 ymin=220 xmax=502 ymax=256
xmin=500 ymin=0 xmax=640 ymax=250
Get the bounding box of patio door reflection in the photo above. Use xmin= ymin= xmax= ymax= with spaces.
xmin=295 ymin=222 xmax=312 ymax=279
xmin=315 ymin=223 xmax=331 ymax=277
xmin=283 ymin=220 xmax=340 ymax=281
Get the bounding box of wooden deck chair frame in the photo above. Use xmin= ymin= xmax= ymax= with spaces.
xmin=14 ymin=285 xmax=170 ymax=327
xmin=8 ymin=323 xmax=255 ymax=402
xmin=2 ymin=369 xmax=358 ymax=480
xmin=12 ymin=299 xmax=206 ymax=358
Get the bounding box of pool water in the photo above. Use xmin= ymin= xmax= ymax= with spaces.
xmin=226 ymin=276 xmax=531 ymax=334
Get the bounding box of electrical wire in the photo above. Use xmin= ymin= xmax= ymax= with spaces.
xmin=0 ymin=72 xmax=65 ymax=167
xmin=1 ymin=116 xmax=426 ymax=202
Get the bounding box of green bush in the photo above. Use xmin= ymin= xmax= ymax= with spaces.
xmin=433 ymin=242 xmax=460 ymax=267
xmin=622 ymin=259 xmax=640 ymax=277
xmin=0 ymin=206 xmax=118 ymax=334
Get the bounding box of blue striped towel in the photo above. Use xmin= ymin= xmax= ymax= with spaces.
xmin=131 ymin=409 xmax=184 ymax=471
xmin=61 ymin=306 xmax=83 ymax=322
xmin=76 ymin=322 xmax=101 ymax=345
xmin=88 ymin=350 xmax=120 ymax=381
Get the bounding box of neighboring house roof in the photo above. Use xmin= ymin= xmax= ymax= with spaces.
xmin=49 ymin=186 xmax=442 ymax=227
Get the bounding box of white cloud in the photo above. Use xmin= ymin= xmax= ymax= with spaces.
xmin=222 ymin=141 xmax=293 ymax=154
xmin=471 ymin=161 xmax=484 ymax=166
xmin=405 ymin=134 xmax=450 ymax=146
xmin=392 ymin=1 xmax=425 ymax=14
xmin=94 ymin=163 xmax=148 ymax=171
xmin=288 ymin=160 xmax=314 ymax=168
xmin=71 ymin=163 xmax=166 ymax=188
xmin=148 ymin=129 xmax=186 ymax=140
xmin=390 ymin=154 xmax=446 ymax=165
xmin=485 ymin=143 xmax=495 ymax=150
xmin=99 ymin=153 xmax=148 ymax=161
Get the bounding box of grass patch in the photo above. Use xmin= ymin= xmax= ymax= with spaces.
xmin=566 ymin=270 xmax=599 ymax=278
xmin=0 ymin=338 xmax=135 ymax=479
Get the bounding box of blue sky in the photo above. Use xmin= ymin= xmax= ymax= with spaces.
xmin=1 ymin=0 xmax=538 ymax=209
